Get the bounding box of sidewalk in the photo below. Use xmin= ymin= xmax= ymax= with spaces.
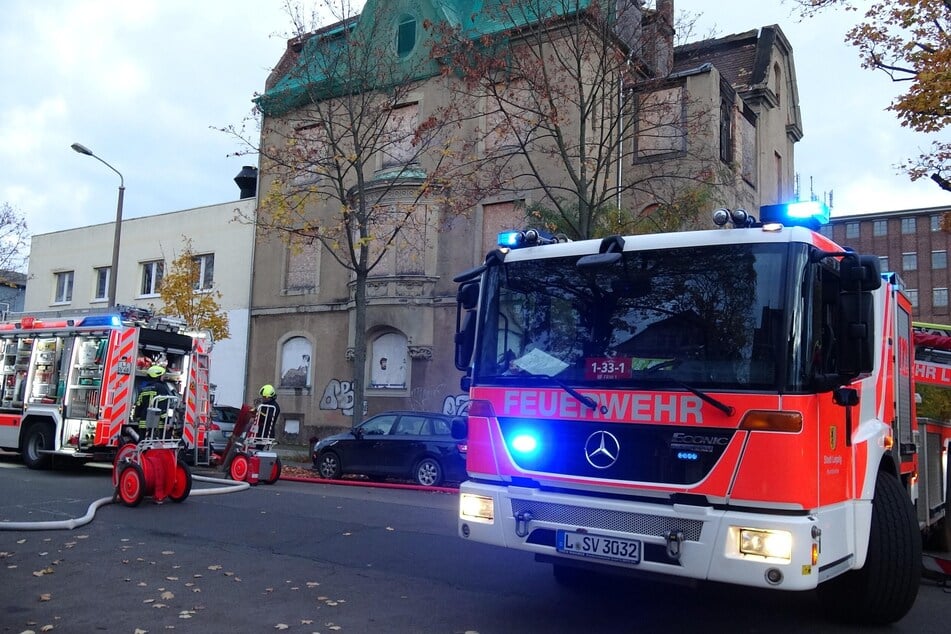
xmin=274 ymin=443 xmax=311 ymax=465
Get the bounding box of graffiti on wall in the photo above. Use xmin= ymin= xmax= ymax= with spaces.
xmin=442 ymin=394 xmax=470 ymax=416
xmin=320 ymin=379 xmax=354 ymax=416
xmin=321 ymin=377 xmax=468 ymax=418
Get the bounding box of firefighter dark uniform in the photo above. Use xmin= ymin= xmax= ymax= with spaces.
xmin=134 ymin=365 xmax=176 ymax=437
xmin=257 ymin=384 xmax=280 ymax=439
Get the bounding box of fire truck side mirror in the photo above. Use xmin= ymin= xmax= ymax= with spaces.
xmin=455 ymin=311 xmax=476 ymax=371
xmin=451 ymin=416 xmax=468 ymax=440
xmin=836 ymin=291 xmax=875 ymax=376
xmin=840 ymin=254 xmax=882 ymax=292
xmin=454 ymin=281 xmax=480 ymax=372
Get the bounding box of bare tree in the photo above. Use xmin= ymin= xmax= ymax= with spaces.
xmin=0 ymin=202 xmax=29 ymax=273
xmin=225 ymin=0 xmax=483 ymax=426
xmin=430 ymin=0 xmax=728 ymax=239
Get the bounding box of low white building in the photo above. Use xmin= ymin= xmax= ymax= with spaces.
xmin=24 ymin=198 xmax=256 ymax=406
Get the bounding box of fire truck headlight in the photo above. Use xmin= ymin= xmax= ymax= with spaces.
xmin=738 ymin=528 xmax=792 ymax=561
xmin=460 ymin=493 xmax=494 ymax=523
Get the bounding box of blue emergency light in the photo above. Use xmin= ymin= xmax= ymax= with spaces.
xmin=498 ymin=230 xmax=523 ymax=247
xmin=497 ymin=228 xmax=562 ymax=249
xmin=759 ymin=200 xmax=830 ymax=229
xmin=79 ymin=314 xmax=122 ymax=327
xmin=512 ymin=432 xmax=538 ymax=456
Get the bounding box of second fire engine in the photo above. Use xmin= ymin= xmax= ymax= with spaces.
xmin=0 ymin=306 xmax=211 ymax=469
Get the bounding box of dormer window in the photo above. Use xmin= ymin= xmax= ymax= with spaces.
xmin=396 ymin=15 xmax=417 ymax=58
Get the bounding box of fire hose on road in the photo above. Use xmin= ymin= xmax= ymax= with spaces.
xmin=0 ymin=474 xmax=249 ymax=532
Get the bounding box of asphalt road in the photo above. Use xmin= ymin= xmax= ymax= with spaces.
xmin=1 ymin=456 xmax=949 ymax=633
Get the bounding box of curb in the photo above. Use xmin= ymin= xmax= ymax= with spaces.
xmin=279 ymin=473 xmax=459 ymax=494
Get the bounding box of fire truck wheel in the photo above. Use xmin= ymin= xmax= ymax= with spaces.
xmin=112 ymin=443 xmax=138 ymax=488
xmin=117 ymin=463 xmax=146 ymax=507
xmin=317 ymin=452 xmax=342 ymax=480
xmin=413 ymin=457 xmax=443 ymax=487
xmin=262 ymin=458 xmax=282 ymax=485
xmin=817 ymin=472 xmax=921 ymax=625
xmin=229 ymin=454 xmax=250 ymax=482
xmin=21 ymin=421 xmax=54 ymax=470
xmin=169 ymin=461 xmax=192 ymax=502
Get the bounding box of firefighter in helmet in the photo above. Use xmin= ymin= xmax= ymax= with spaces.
xmin=134 ymin=364 xmax=177 ymax=436
xmin=256 ymin=384 xmax=281 ymax=439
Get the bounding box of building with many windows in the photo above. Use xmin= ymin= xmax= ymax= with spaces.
xmin=823 ymin=206 xmax=951 ymax=324
xmin=23 ymin=198 xmax=256 ymax=406
xmin=246 ymin=0 xmax=805 ymax=438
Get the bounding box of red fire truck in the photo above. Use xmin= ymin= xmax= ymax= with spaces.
xmin=453 ymin=202 xmax=950 ymax=625
xmin=0 ymin=307 xmax=211 ymax=469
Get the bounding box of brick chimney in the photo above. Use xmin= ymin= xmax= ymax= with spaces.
xmin=642 ymin=0 xmax=674 ymax=77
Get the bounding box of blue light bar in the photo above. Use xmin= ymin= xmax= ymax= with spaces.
xmin=79 ymin=314 xmax=121 ymax=327
xmin=497 ymin=230 xmax=522 ymax=247
xmin=759 ymin=201 xmax=830 ymax=229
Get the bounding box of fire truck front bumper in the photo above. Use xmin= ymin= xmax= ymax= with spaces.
xmin=458 ymin=481 xmax=828 ymax=591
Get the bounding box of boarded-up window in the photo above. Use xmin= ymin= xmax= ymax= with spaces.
xmin=381 ymin=103 xmax=419 ymax=169
xmin=635 ymin=86 xmax=685 ymax=159
xmin=485 ymin=81 xmax=534 ymax=154
xmin=739 ymin=112 xmax=756 ymax=186
xmin=280 ymin=336 xmax=312 ymax=388
xmin=370 ymin=332 xmax=408 ymax=389
xmin=292 ymin=124 xmax=327 ymax=186
xmin=482 ymin=201 xmax=526 ymax=255
xmin=285 ymin=235 xmax=318 ymax=294
xmin=366 ymin=203 xmax=428 ymax=277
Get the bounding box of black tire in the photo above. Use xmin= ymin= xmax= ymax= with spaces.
xmin=117 ymin=463 xmax=146 ymax=507
xmin=21 ymin=421 xmax=54 ymax=470
xmin=262 ymin=458 xmax=282 ymax=485
xmin=414 ymin=457 xmax=443 ymax=487
xmin=817 ymin=472 xmax=921 ymax=625
xmin=317 ymin=452 xmax=342 ymax=479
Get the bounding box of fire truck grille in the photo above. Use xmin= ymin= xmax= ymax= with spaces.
xmin=510 ymin=499 xmax=703 ymax=541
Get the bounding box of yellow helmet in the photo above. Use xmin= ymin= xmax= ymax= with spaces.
xmin=147 ymin=365 xmax=166 ymax=379
xmin=260 ymin=384 xmax=276 ymax=398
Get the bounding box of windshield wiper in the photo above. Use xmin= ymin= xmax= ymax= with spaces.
xmin=649 ymin=377 xmax=734 ymax=416
xmin=520 ymin=373 xmax=600 ymax=412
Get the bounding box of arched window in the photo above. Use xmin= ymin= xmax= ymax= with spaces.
xmin=370 ymin=331 xmax=408 ymax=389
xmin=280 ymin=336 xmax=312 ymax=388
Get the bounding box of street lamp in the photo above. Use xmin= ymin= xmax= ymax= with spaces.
xmin=71 ymin=142 xmax=125 ymax=308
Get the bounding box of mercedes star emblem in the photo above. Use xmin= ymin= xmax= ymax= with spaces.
xmin=585 ymin=430 xmax=620 ymax=469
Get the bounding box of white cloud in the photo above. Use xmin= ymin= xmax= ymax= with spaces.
xmin=3 ymin=0 xmax=948 ymax=245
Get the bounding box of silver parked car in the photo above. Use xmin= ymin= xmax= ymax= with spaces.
xmin=208 ymin=405 xmax=241 ymax=453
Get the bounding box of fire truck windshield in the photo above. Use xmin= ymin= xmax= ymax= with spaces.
xmin=474 ymin=242 xmax=796 ymax=391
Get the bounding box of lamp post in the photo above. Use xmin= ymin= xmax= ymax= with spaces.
xmin=71 ymin=143 xmax=125 ymax=308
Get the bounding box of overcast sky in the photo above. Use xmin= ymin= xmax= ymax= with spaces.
xmin=2 ymin=0 xmax=948 ymax=247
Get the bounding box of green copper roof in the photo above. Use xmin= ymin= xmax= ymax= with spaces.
xmin=257 ymin=0 xmax=595 ymax=116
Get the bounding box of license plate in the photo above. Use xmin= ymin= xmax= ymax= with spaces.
xmin=556 ymin=530 xmax=641 ymax=565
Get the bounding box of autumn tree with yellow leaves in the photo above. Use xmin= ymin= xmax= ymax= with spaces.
xmin=158 ymin=240 xmax=230 ymax=343
xmin=797 ymin=0 xmax=951 ymax=192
